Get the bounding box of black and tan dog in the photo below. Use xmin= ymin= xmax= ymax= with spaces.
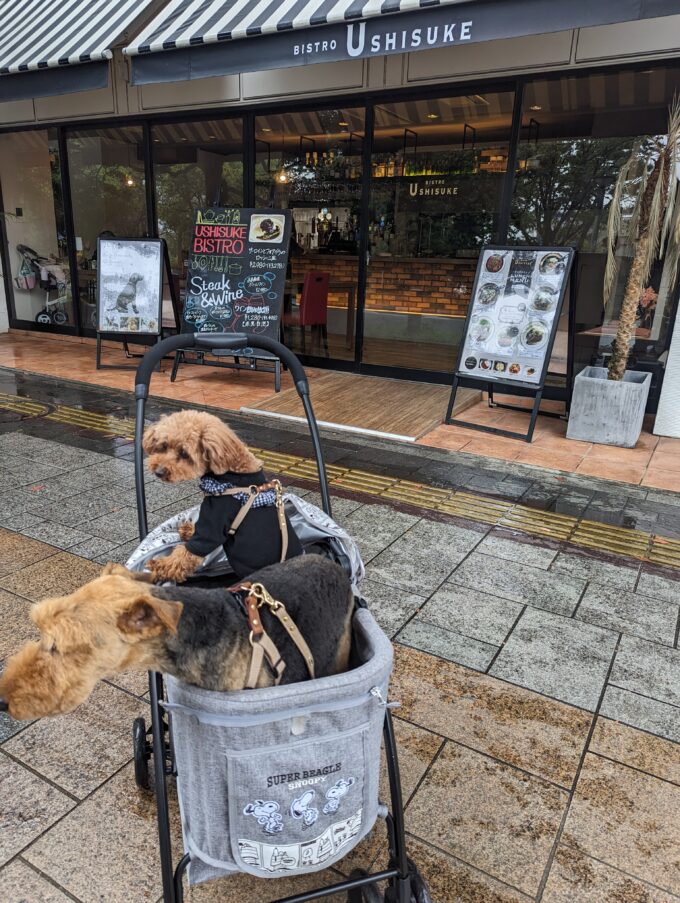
xmin=0 ymin=555 xmax=353 ymax=720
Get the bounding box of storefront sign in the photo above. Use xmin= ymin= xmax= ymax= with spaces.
xmin=182 ymin=208 xmax=292 ymax=340
xmin=97 ymin=238 xmax=163 ymax=335
xmin=130 ymin=0 xmax=672 ymax=86
xmin=457 ymin=246 xmax=575 ymax=386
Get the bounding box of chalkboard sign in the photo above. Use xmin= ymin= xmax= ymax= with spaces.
xmin=182 ymin=208 xmax=292 ymax=339
xmin=97 ymin=238 xmax=163 ymax=335
xmin=457 ymin=246 xmax=575 ymax=386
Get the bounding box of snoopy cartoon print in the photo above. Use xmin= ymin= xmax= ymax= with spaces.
xmin=290 ymin=789 xmax=319 ymax=828
xmin=323 ymin=778 xmax=355 ymax=815
xmin=243 ymin=799 xmax=283 ymax=834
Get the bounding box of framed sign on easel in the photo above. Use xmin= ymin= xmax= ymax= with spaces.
xmin=445 ymin=246 xmax=576 ymax=442
xmin=170 ymin=208 xmax=292 ymax=391
xmin=95 ymin=237 xmax=180 ymax=370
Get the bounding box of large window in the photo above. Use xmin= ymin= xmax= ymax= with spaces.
xmin=152 ymin=118 xmax=244 ymax=312
xmin=364 ymin=92 xmax=516 ymax=371
xmin=509 ymin=66 xmax=680 ymax=396
xmin=0 ymin=129 xmax=73 ymax=327
xmin=255 ymin=107 xmax=365 ymax=360
xmin=66 ymin=126 xmax=148 ymax=329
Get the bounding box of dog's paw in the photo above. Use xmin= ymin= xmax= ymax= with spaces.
xmin=147 ymin=557 xmax=178 ymax=583
xmin=178 ymin=521 xmax=195 ymax=542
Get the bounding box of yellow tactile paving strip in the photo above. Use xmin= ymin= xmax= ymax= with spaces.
xmin=0 ymin=391 xmax=678 ymax=570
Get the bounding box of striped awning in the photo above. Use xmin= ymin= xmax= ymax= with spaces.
xmin=125 ymin=0 xmax=470 ymax=55
xmin=0 ymin=0 xmax=154 ymax=74
xmin=124 ymin=0 xmax=680 ymax=86
xmin=0 ymin=0 xmax=158 ymax=101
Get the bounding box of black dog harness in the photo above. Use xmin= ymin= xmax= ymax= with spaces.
xmin=201 ymin=478 xmax=289 ymax=562
xmin=229 ymin=580 xmax=315 ymax=689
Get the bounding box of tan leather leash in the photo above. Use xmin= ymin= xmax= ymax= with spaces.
xmin=230 ymin=580 xmax=315 ymax=689
xmin=216 ymin=479 xmax=288 ymax=562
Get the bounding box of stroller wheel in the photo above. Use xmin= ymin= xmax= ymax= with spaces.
xmin=133 ymin=716 xmax=151 ymax=790
xmin=35 ymin=310 xmax=52 ymax=325
xmin=53 ymin=309 xmax=68 ymax=325
xmin=346 ymin=870 xmax=383 ymax=902
xmin=89 ymin=309 xmax=97 ymax=328
xmin=383 ymin=860 xmax=433 ymax=903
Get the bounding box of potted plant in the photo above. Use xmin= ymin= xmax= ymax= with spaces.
xmin=567 ymin=102 xmax=680 ymax=447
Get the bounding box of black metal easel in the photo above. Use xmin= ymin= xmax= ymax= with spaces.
xmin=445 ymin=246 xmax=577 ymax=443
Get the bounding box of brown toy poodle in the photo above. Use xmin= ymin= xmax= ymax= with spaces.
xmin=143 ymin=410 xmax=302 ymax=582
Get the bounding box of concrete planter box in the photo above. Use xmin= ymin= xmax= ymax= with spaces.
xmin=567 ymin=366 xmax=652 ymax=448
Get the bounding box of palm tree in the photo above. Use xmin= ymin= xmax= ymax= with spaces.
xmin=604 ymin=100 xmax=680 ymax=380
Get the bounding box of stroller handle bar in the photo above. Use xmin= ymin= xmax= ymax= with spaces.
xmin=133 ymin=333 xmax=331 ymax=540
xmin=135 ymin=333 xmax=309 ymax=399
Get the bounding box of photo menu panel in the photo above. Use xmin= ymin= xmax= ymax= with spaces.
xmin=182 ymin=208 xmax=292 ymax=340
xmin=458 ymin=247 xmax=573 ymax=385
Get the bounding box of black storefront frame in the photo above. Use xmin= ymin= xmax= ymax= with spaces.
xmin=0 ymin=59 xmax=678 ymax=392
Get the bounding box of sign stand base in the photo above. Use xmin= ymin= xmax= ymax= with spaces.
xmin=170 ymin=349 xmax=281 ymax=392
xmin=446 ymin=376 xmax=545 ymax=443
xmin=96 ymin=333 xmax=163 ymax=371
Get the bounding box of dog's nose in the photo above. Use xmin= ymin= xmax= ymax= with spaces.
xmin=0 ymin=699 xmax=8 ymax=712
xmin=154 ymin=467 xmax=168 ymax=479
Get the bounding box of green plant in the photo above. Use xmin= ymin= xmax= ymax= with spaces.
xmin=604 ymin=100 xmax=680 ymax=380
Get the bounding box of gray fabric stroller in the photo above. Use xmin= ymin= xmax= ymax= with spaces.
xmin=129 ymin=332 xmax=431 ymax=903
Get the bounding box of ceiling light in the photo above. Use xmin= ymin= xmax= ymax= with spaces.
xmin=529 ymin=105 xmax=542 ymax=111
xmin=261 ymin=127 xmax=272 ymax=132
xmin=276 ymin=170 xmax=288 ymax=183
xmin=207 ymin=134 xmax=216 ymax=139
xmin=126 ymin=176 xmax=135 ymax=186
xmin=338 ymin=120 xmax=348 ymax=126
xmin=426 ymin=113 xmax=439 ymax=120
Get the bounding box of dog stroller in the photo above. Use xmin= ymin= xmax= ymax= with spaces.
xmin=128 ymin=333 xmax=431 ymax=903
xmin=15 ymin=244 xmax=70 ymax=325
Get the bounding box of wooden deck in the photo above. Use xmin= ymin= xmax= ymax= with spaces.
xmin=242 ymin=371 xmax=478 ymax=440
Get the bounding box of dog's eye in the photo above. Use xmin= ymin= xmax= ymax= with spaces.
xmin=178 ymin=449 xmax=191 ymax=461
xmin=157 ymin=442 xmax=167 ymax=453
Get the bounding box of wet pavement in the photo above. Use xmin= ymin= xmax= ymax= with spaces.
xmin=0 ymin=366 xmax=680 ymax=901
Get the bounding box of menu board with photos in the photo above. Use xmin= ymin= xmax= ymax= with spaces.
xmin=97 ymin=238 xmax=163 ymax=335
xmin=457 ymin=246 xmax=575 ymax=385
xmin=182 ymin=208 xmax=292 ymax=340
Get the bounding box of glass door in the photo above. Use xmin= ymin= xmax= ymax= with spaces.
xmin=255 ymin=107 xmax=365 ymax=360
xmin=66 ymin=126 xmax=148 ymax=330
xmin=363 ymin=92 xmax=516 ymax=372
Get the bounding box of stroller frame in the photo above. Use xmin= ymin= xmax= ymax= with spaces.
xmin=133 ymin=333 xmax=422 ymax=903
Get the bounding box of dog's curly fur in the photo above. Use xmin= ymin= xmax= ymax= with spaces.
xmin=0 ymin=557 xmax=353 ymax=720
xmin=142 ymin=411 xmax=262 ymax=582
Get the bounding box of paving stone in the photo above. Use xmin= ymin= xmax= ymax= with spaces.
xmin=550 ymin=551 xmax=639 ymax=591
xmin=24 ymin=763 xmax=171 ymax=903
xmin=407 ymin=742 xmax=567 ymax=896
xmin=84 ymin=507 xmax=147 ymax=544
xmin=397 ymin=621 xmax=498 ymax=671
xmin=637 ymin=569 xmax=680 ymax=605
xmin=68 ymin=535 xmax=121 ymax=560
xmin=2 ymin=552 xmax=100 ymax=602
xmin=490 ymin=607 xmax=618 ymax=710
xmin=391 ymin=645 xmax=592 ymax=787
xmin=343 ymin=504 xmax=420 ymax=562
xmin=476 ymin=533 xmax=557 ymax=569
xmin=0 ymin=753 xmax=74 ymax=866
xmin=303 ymin=492 xmax=364 ymax=518
xmin=5 ymin=683 xmax=146 ymax=798
xmin=609 ymin=635 xmax=680 ymax=708
xmin=0 ymin=711 xmax=32 ymax=743
xmin=94 ymin=539 xmax=144 ymax=566
xmin=366 ymin=520 xmax=484 ymax=594
xmin=542 ymin=842 xmax=677 ymax=902
xmin=0 ymin=860 xmax=75 ymax=902
xmin=576 ymin=583 xmax=678 ymax=645
xmin=600 ymin=686 xmax=680 ymax=743
xmin=25 ymin=486 xmax=129 ymax=527
xmin=0 ymin=528 xmax=57 ymax=577
xmin=359 ymin=579 xmax=427 ymax=638
xmin=20 ymin=521 xmax=96 ymax=552
xmin=452 ymin=552 xmax=586 ymax=616
xmin=0 ymin=510 xmax=42 ymax=532
xmin=0 ymin=589 xmax=35 ymax=662
xmin=590 ymin=716 xmax=680 ymax=785
xmin=421 ymin=582 xmax=523 ymax=646
xmin=563 ymin=753 xmax=680 ymax=895
xmin=184 ymin=867 xmax=346 ymax=902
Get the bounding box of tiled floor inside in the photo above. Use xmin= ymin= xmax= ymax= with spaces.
xmin=0 ymin=370 xmax=680 ymax=901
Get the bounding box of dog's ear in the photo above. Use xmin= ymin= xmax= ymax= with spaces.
xmin=200 ymin=415 xmax=261 ymax=474
xmin=142 ymin=419 xmax=162 ymax=454
xmin=101 ymin=563 xmax=154 ymax=583
xmin=117 ymin=592 xmax=183 ymax=638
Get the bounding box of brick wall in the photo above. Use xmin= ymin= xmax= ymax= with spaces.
xmin=290 ymin=254 xmax=474 ymax=317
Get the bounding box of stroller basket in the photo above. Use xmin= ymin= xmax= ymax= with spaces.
xmin=166 ymin=607 xmax=392 ymax=886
